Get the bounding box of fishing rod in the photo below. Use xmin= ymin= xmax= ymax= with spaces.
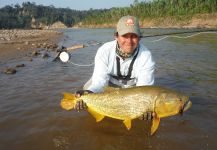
xmin=140 ymin=29 xmax=217 ymax=38
xmin=55 ymin=29 xmax=217 ymax=64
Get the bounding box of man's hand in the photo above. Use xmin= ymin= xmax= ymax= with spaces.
xmin=74 ymin=90 xmax=93 ymax=111
xmin=139 ymin=111 xmax=156 ymax=120
xmin=75 ymin=100 xmax=87 ymax=111
xmin=75 ymin=90 xmax=93 ymax=97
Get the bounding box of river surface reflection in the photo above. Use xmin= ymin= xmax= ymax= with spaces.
xmin=0 ymin=28 xmax=217 ymax=150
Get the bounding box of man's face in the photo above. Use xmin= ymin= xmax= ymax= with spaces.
xmin=116 ymin=33 xmax=139 ymax=54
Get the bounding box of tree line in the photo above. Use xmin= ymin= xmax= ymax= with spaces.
xmin=82 ymin=0 xmax=217 ymax=26
xmin=0 ymin=2 xmax=109 ymax=29
xmin=0 ymin=0 xmax=216 ymax=29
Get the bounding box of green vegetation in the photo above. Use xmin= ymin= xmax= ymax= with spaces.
xmin=0 ymin=2 xmax=107 ymax=29
xmin=82 ymin=0 xmax=217 ymax=26
xmin=0 ymin=0 xmax=216 ymax=29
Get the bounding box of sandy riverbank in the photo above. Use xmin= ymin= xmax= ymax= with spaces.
xmin=0 ymin=29 xmax=63 ymax=62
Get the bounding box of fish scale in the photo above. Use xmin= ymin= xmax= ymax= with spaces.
xmin=82 ymin=90 xmax=152 ymax=119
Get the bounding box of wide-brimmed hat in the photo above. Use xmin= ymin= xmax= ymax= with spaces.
xmin=116 ymin=15 xmax=140 ymax=36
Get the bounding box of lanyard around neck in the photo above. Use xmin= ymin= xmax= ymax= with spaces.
xmin=116 ymin=48 xmax=139 ymax=79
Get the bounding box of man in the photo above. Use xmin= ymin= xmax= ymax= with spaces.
xmin=75 ymin=15 xmax=155 ymax=120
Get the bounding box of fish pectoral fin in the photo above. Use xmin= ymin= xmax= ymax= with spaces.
xmin=151 ymin=116 xmax=161 ymax=135
xmin=123 ymin=119 xmax=132 ymax=130
xmin=87 ymin=107 xmax=105 ymax=122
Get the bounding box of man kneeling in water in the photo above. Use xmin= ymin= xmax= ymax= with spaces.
xmin=75 ymin=15 xmax=155 ymax=120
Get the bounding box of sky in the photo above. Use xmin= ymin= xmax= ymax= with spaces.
xmin=0 ymin=0 xmax=147 ymax=10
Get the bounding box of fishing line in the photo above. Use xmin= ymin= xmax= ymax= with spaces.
xmin=68 ymin=60 xmax=94 ymax=67
xmin=57 ymin=49 xmax=94 ymax=67
xmin=145 ymin=31 xmax=217 ymax=42
xmin=61 ymin=31 xmax=217 ymax=66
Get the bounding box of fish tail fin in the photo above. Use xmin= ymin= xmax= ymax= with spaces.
xmin=60 ymin=92 xmax=77 ymax=110
xmin=151 ymin=116 xmax=160 ymax=135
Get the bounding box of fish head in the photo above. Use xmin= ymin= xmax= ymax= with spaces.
xmin=154 ymin=90 xmax=192 ymax=118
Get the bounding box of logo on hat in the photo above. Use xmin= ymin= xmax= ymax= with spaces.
xmin=125 ymin=18 xmax=134 ymax=26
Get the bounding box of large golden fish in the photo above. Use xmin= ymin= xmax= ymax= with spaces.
xmin=60 ymin=86 xmax=192 ymax=135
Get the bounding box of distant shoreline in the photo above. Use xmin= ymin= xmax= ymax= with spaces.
xmin=73 ymin=13 xmax=217 ymax=29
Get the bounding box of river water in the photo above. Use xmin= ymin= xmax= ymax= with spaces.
xmin=0 ymin=28 xmax=217 ymax=150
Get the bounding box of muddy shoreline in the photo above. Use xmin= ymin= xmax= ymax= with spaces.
xmin=0 ymin=29 xmax=63 ymax=62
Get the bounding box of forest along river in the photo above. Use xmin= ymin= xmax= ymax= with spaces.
xmin=0 ymin=28 xmax=216 ymax=150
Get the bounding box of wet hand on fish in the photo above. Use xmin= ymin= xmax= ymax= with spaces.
xmin=139 ymin=111 xmax=156 ymax=120
xmin=75 ymin=90 xmax=93 ymax=111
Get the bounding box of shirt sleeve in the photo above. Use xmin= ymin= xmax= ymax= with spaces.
xmin=87 ymin=46 xmax=110 ymax=93
xmin=136 ymin=50 xmax=155 ymax=86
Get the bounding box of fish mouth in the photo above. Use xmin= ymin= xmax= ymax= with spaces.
xmin=183 ymin=100 xmax=192 ymax=112
xmin=179 ymin=100 xmax=192 ymax=115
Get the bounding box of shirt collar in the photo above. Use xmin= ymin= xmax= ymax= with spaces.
xmin=116 ymin=42 xmax=138 ymax=59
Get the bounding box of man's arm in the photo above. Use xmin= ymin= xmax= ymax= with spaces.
xmin=87 ymin=46 xmax=110 ymax=93
xmin=137 ymin=50 xmax=155 ymax=86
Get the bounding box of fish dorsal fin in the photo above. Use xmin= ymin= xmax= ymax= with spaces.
xmin=123 ymin=119 xmax=132 ymax=130
xmin=104 ymin=86 xmax=119 ymax=92
xmin=151 ymin=115 xmax=161 ymax=135
xmin=87 ymin=107 xmax=105 ymax=122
